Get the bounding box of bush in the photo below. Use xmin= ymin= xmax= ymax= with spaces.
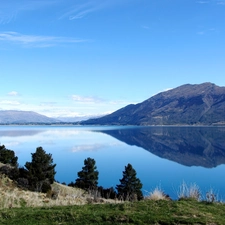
xmin=0 ymin=145 xmax=18 ymax=167
xmin=97 ymin=186 xmax=117 ymax=199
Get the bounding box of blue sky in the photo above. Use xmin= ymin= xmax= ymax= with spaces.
xmin=0 ymin=0 xmax=225 ymax=118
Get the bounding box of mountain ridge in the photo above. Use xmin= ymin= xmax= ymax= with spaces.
xmin=80 ymin=82 xmax=225 ymax=125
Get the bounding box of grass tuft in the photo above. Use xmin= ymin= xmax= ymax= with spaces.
xmin=145 ymin=186 xmax=169 ymax=201
xmin=177 ymin=181 xmax=201 ymax=201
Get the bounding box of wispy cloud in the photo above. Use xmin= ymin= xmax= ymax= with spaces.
xmin=0 ymin=32 xmax=88 ymax=48
xmin=196 ymin=1 xmax=209 ymax=3
xmin=7 ymin=91 xmax=19 ymax=96
xmin=196 ymin=0 xmax=225 ymax=4
xmin=216 ymin=0 xmax=225 ymax=5
xmin=71 ymin=95 xmax=104 ymax=104
xmin=197 ymin=31 xmax=205 ymax=35
xmin=60 ymin=0 xmax=127 ymax=20
xmin=65 ymin=2 xmax=102 ymax=20
xmin=39 ymin=102 xmax=58 ymax=107
xmin=141 ymin=25 xmax=150 ymax=30
xmin=197 ymin=27 xmax=217 ymax=35
xmin=0 ymin=0 xmax=60 ymax=24
xmin=0 ymin=100 xmax=21 ymax=105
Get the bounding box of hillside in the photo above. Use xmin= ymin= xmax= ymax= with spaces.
xmin=0 ymin=110 xmax=59 ymax=124
xmin=80 ymin=82 xmax=225 ymax=125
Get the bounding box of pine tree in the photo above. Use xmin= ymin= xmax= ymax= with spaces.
xmin=0 ymin=145 xmax=18 ymax=167
xmin=25 ymin=147 xmax=56 ymax=192
xmin=116 ymin=163 xmax=143 ymax=201
xmin=75 ymin=157 xmax=99 ymax=190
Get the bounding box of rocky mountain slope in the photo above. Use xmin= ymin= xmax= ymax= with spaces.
xmin=80 ymin=82 xmax=225 ymax=125
xmin=0 ymin=110 xmax=59 ymax=124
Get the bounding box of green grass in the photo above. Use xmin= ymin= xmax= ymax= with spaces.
xmin=0 ymin=199 xmax=225 ymax=225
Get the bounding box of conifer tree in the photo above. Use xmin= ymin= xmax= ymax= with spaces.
xmin=75 ymin=157 xmax=99 ymax=190
xmin=0 ymin=145 xmax=18 ymax=167
xmin=116 ymin=163 xmax=143 ymax=201
xmin=25 ymin=147 xmax=56 ymax=192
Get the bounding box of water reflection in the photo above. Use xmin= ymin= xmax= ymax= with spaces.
xmin=0 ymin=129 xmax=44 ymax=137
xmin=0 ymin=125 xmax=225 ymax=199
xmin=96 ymin=126 xmax=225 ymax=168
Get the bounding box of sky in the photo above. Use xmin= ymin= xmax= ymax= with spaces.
xmin=0 ymin=0 xmax=225 ymax=118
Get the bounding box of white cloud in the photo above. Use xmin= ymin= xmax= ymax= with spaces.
xmin=71 ymin=95 xmax=104 ymax=104
xmin=60 ymin=0 xmax=130 ymax=20
xmin=7 ymin=91 xmax=19 ymax=96
xmin=0 ymin=100 xmax=21 ymax=105
xmin=0 ymin=32 xmax=88 ymax=48
xmin=60 ymin=1 xmax=111 ymax=20
xmin=39 ymin=102 xmax=58 ymax=107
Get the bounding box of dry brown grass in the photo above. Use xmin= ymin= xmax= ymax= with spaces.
xmin=0 ymin=172 xmax=117 ymax=209
xmin=0 ymin=173 xmax=89 ymax=208
xmin=145 ymin=187 xmax=169 ymax=201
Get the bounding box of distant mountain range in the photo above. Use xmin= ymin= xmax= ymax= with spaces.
xmin=80 ymin=82 xmax=225 ymax=126
xmin=0 ymin=110 xmax=102 ymax=124
xmin=0 ymin=110 xmax=59 ymax=124
xmin=1 ymin=82 xmax=225 ymax=125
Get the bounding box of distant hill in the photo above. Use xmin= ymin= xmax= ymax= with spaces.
xmin=0 ymin=110 xmax=59 ymax=124
xmin=80 ymin=82 xmax=225 ymax=125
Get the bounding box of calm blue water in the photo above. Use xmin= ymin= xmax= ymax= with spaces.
xmin=0 ymin=125 xmax=225 ymax=200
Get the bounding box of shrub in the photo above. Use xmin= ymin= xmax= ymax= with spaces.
xmin=0 ymin=145 xmax=18 ymax=167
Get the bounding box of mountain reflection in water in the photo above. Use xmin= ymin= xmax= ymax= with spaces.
xmin=96 ymin=126 xmax=225 ymax=168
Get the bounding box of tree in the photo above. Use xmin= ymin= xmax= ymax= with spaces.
xmin=116 ymin=163 xmax=143 ymax=201
xmin=0 ymin=145 xmax=18 ymax=167
xmin=25 ymin=147 xmax=56 ymax=192
xmin=75 ymin=157 xmax=99 ymax=190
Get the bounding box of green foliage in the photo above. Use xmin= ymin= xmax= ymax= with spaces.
xmin=25 ymin=147 xmax=56 ymax=192
xmin=0 ymin=145 xmax=18 ymax=167
xmin=75 ymin=157 xmax=99 ymax=190
xmin=116 ymin=163 xmax=143 ymax=201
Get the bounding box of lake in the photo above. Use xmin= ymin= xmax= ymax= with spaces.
xmin=0 ymin=125 xmax=225 ymax=200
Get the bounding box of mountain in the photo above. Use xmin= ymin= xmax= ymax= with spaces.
xmin=96 ymin=126 xmax=225 ymax=168
xmin=0 ymin=110 xmax=59 ymax=124
xmin=80 ymin=82 xmax=225 ymax=125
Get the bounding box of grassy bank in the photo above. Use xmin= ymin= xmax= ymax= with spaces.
xmin=0 ymin=199 xmax=225 ymax=225
xmin=1 ymin=168 xmax=225 ymax=224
